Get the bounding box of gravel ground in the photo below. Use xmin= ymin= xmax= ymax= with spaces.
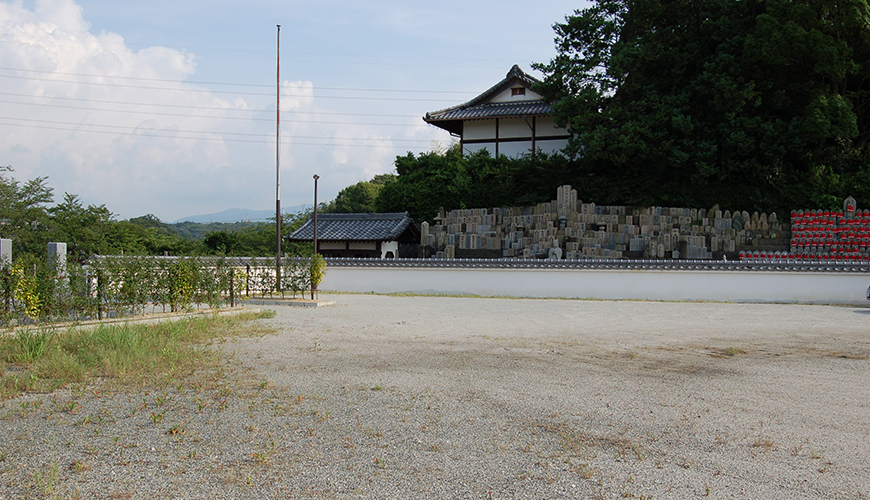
xmin=1 ymin=294 xmax=869 ymax=499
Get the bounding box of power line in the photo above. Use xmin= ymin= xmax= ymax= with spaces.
xmin=0 ymin=66 xmax=478 ymax=94
xmin=0 ymin=121 xmax=433 ymax=149
xmin=0 ymin=116 xmax=435 ymax=145
xmin=0 ymin=91 xmax=423 ymax=117
xmin=0 ymin=99 xmax=421 ymax=126
xmin=0 ymin=73 xmax=463 ymax=101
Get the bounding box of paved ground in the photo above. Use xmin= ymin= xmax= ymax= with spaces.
xmin=2 ymin=295 xmax=869 ymax=499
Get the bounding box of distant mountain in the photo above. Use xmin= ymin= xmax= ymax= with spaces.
xmin=174 ymin=205 xmax=307 ymax=223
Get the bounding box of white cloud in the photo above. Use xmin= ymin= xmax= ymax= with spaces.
xmin=0 ymin=0 xmax=445 ymax=221
xmin=0 ymin=0 xmax=256 ymax=218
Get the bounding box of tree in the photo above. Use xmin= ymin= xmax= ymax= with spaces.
xmin=533 ymin=0 xmax=870 ymax=212
xmin=375 ymin=147 xmax=566 ymax=221
xmin=0 ymin=165 xmax=53 ymax=257
xmin=332 ymin=181 xmax=382 ymax=213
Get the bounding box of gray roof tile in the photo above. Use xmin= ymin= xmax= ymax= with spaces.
xmin=424 ymin=65 xmax=551 ymax=126
xmin=287 ymin=212 xmax=416 ymax=241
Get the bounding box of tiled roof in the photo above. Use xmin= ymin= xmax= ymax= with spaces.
xmin=425 ymin=101 xmax=551 ymax=121
xmin=287 ymin=212 xmax=416 ymax=241
xmin=424 ymin=65 xmax=551 ymax=127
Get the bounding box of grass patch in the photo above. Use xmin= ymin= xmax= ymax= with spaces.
xmin=0 ymin=311 xmax=275 ymax=400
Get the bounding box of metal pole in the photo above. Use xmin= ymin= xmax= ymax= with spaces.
xmin=313 ymin=175 xmax=319 ymax=255
xmin=275 ymin=24 xmax=282 ymax=291
xmin=312 ymin=174 xmax=319 ymax=300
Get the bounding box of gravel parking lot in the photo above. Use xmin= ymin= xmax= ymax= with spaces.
xmin=2 ymin=294 xmax=869 ymax=499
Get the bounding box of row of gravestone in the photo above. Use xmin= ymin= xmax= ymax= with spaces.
xmin=0 ymin=240 xmax=67 ymax=269
xmin=782 ymin=197 xmax=870 ymax=261
xmin=426 ymin=185 xmax=784 ymax=260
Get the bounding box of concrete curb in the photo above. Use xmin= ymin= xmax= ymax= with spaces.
xmin=2 ymin=306 xmax=261 ymax=335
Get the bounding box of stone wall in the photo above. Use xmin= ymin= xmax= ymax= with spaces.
xmin=422 ymin=185 xmax=785 ymax=260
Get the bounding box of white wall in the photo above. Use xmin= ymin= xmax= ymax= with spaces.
xmin=320 ymin=266 xmax=870 ymax=305
xmin=463 ymin=120 xmax=495 ymax=140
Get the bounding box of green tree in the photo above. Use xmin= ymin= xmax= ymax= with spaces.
xmin=376 ymin=147 xmax=576 ymax=221
xmin=332 ymin=181 xmax=382 ymax=213
xmin=0 ymin=166 xmax=53 ymax=257
xmin=533 ymin=0 xmax=870 ymax=212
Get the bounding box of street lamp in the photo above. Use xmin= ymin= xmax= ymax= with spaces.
xmin=313 ymin=174 xmax=319 ymax=256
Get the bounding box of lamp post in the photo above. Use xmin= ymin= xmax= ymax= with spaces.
xmin=313 ymin=174 xmax=319 ymax=255
xmin=312 ymin=174 xmax=319 ymax=300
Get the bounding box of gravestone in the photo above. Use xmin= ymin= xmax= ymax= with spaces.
xmin=548 ymin=240 xmax=563 ymax=260
xmin=47 ymin=242 xmax=67 ymax=278
xmin=844 ymin=196 xmax=857 ymax=218
xmin=0 ymin=239 xmax=10 ymax=266
xmin=420 ymin=221 xmax=429 ymax=245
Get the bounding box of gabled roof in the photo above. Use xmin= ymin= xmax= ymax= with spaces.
xmin=287 ymin=212 xmax=417 ymax=242
xmin=424 ymin=65 xmax=551 ymax=134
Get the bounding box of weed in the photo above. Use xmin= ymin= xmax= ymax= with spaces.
xmin=166 ymin=422 xmax=186 ymax=435
xmin=371 ymin=385 xmax=384 ymax=391
xmin=752 ymin=437 xmax=775 ymax=450
xmin=711 ymin=346 xmax=747 ymax=357
xmin=374 ymin=456 xmax=386 ymax=469
xmin=150 ymin=411 xmax=165 ymax=424
xmin=13 ymin=327 xmax=55 ymax=363
xmin=34 ymin=460 xmax=59 ymax=497
xmin=252 ymin=439 xmax=276 ymax=464
xmin=1 ymin=312 xmax=274 ymax=401
xmin=69 ymin=460 xmax=90 ymax=473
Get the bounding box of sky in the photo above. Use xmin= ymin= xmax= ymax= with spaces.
xmin=0 ymin=0 xmax=586 ymax=222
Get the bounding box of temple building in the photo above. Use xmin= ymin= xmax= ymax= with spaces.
xmin=287 ymin=212 xmax=420 ymax=259
xmin=424 ymin=65 xmax=570 ymax=157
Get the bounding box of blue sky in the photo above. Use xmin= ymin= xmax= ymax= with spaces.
xmin=0 ymin=0 xmax=585 ymax=221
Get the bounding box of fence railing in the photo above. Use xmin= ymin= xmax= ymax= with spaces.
xmin=322 ymin=257 xmax=870 ymax=272
xmin=2 ymin=255 xmax=320 ymax=328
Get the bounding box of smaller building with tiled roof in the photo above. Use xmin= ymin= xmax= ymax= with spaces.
xmin=424 ymin=65 xmax=570 ymax=157
xmin=287 ymin=212 xmax=420 ymax=258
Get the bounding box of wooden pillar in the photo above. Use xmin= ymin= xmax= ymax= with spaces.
xmin=495 ymin=118 xmax=500 ymax=156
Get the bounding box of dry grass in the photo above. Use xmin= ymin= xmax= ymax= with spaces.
xmin=710 ymin=346 xmax=747 ymax=357
xmin=0 ymin=311 xmax=275 ymax=400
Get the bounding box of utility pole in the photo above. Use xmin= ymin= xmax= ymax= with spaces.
xmin=275 ymin=24 xmax=282 ymax=291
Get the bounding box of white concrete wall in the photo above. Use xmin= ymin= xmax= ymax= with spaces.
xmin=320 ymin=266 xmax=870 ymax=305
xmin=534 ymin=116 xmax=564 ymax=138
xmin=499 ymin=117 xmax=531 ymax=138
xmin=490 ymin=87 xmax=544 ymax=103
xmin=463 ymin=120 xmax=495 ymax=140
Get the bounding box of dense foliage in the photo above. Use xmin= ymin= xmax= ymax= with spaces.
xmin=323 ymin=174 xmax=395 ymax=214
xmin=0 ymin=166 xmax=310 ymax=261
xmin=375 ymin=147 xmax=576 ymax=221
xmin=1 ymin=255 xmax=320 ymax=327
xmin=532 ymin=0 xmax=870 ymax=213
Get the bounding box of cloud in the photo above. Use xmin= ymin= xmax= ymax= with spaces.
xmin=0 ymin=0 xmax=443 ymax=221
xmin=0 ymin=0 xmax=262 ymax=218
